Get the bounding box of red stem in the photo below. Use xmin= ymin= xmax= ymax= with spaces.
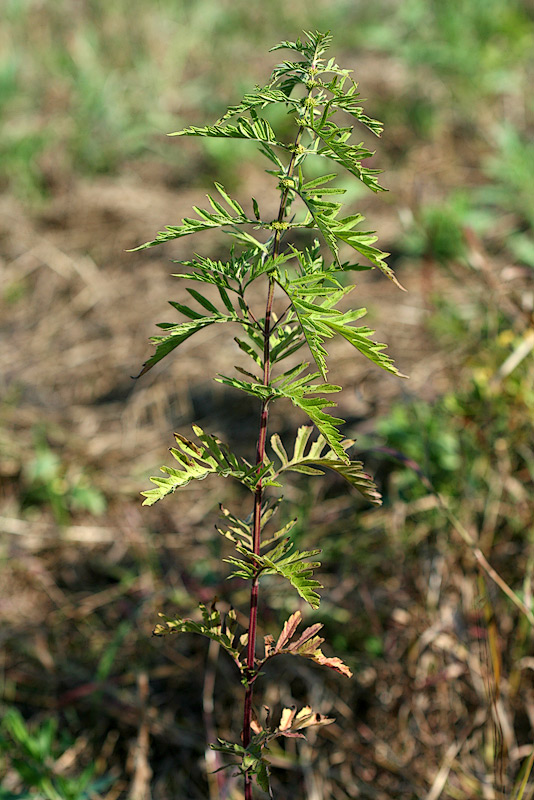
xmin=241 ymin=171 xmax=299 ymax=800
xmin=241 ymin=69 xmax=315 ymax=798
xmin=242 ymin=279 xmax=275 ymax=800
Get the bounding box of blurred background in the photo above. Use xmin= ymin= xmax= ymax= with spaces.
xmin=1 ymin=1 xmax=534 ymax=798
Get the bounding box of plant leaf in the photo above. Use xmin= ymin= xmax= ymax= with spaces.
xmin=153 ymin=604 xmax=243 ymax=667
xmin=141 ymin=427 xmax=277 ymax=505
xmin=264 ymin=612 xmax=352 ymax=677
xmin=137 ymin=313 xmax=236 ymax=377
xmin=171 ymin=112 xmax=288 ymax=151
xmin=274 ymin=610 xmax=302 ymax=652
xmin=130 ymin=184 xmax=256 ymax=250
xmin=270 ymin=425 xmax=382 ymax=505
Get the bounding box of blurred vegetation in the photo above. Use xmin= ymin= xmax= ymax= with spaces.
xmin=1 ymin=0 xmax=534 ymax=798
xmin=0 ymin=708 xmax=113 ymax=800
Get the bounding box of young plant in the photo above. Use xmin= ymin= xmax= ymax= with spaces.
xmin=135 ymin=31 xmax=403 ymax=797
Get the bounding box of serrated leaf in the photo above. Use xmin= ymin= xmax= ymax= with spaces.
xmin=136 ymin=314 xmax=235 ymax=377
xmin=301 ymin=173 xmax=338 ymax=191
xmin=231 ymin=373 xmax=348 ymax=462
xmin=309 ymin=119 xmax=386 ymax=194
xmin=275 ymin=610 xmax=302 ymax=652
xmin=186 ymin=287 xmax=219 ymax=314
xmin=130 ymin=184 xmax=256 ymax=250
xmin=290 ymin=622 xmax=324 ymax=651
xmin=280 ymin=386 xmax=345 ymax=460
xmin=261 ymin=544 xmax=323 ymax=609
xmin=217 ymin=85 xmax=300 ymax=123
xmin=210 ymin=739 xmax=246 ymax=756
xmin=224 ymin=556 xmax=256 ymax=581
xmin=142 ymin=427 xmax=277 ymax=505
xmin=300 ymin=194 xmax=341 ymax=264
xmin=276 ymin=276 xmax=404 ymax=378
xmin=153 ymin=605 xmax=243 ymax=667
xmin=265 ymin=614 xmax=352 ymax=677
xmin=216 ymin=371 xmax=346 ymax=459
xmin=334 ymin=217 xmax=405 ymax=289
xmin=269 ymin=425 xmax=382 ymax=504
xmin=170 ymin=113 xmax=288 ymax=150
xmin=312 ymin=653 xmax=352 ymax=677
xmin=225 ymin=536 xmax=322 ymax=608
xmin=324 ymin=316 xmax=405 ymax=377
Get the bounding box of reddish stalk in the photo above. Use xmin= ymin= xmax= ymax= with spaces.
xmin=240 ymin=48 xmax=319 ymax=788
xmin=242 ymin=276 xmax=275 ymax=800
xmin=241 ymin=123 xmax=307 ymax=799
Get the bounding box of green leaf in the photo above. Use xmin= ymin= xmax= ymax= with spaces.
xmin=255 ymin=761 xmax=272 ymax=795
xmin=217 ymin=85 xmax=300 ymax=123
xmin=215 ymin=374 xmax=273 ymax=402
xmin=153 ymin=604 xmax=243 ymax=667
xmin=318 ymin=75 xmax=384 ymax=136
xmin=301 ymin=173 xmax=338 ymax=191
xmin=216 ymin=369 xmax=347 ymax=460
xmin=261 ymin=542 xmax=323 ymax=609
xmin=275 ymin=373 xmax=346 ymax=460
xmin=270 ymin=31 xmax=333 ymax=60
xmin=210 ymin=738 xmax=246 ymax=756
xmin=225 ymin=537 xmax=323 ymax=608
xmin=295 ymin=185 xmax=403 ymax=287
xmin=309 ymin=119 xmax=386 ymax=194
xmin=334 ymin=215 xmax=405 ymax=289
xmin=281 ymin=295 xmax=336 ymax=378
xmin=170 ymin=112 xmax=288 ymax=151
xmin=271 ymin=426 xmax=382 ymax=505
xmin=275 ymin=277 xmax=404 ymax=378
xmin=136 ymin=313 xmax=236 ymax=377
xmin=217 ymin=498 xmax=293 ymax=553
xmin=186 ymin=287 xmax=219 ymax=314
xmin=130 ymin=184 xmax=256 ymax=250
xmin=299 ymin=194 xmax=342 ymax=264
xmin=321 ymin=314 xmax=406 ymax=377
xmin=141 ymin=427 xmax=277 ymax=505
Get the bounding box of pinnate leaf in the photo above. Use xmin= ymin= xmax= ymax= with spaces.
xmin=153 ymin=604 xmax=243 ymax=668
xmin=171 ymin=112 xmax=288 ymax=151
xmin=265 ymin=610 xmax=352 ymax=677
xmin=142 ymin=426 xmax=277 ymax=505
xmin=270 ymin=425 xmax=382 ymax=505
xmin=224 ymin=537 xmax=322 ymax=609
xmin=136 ymin=313 xmax=235 ymax=377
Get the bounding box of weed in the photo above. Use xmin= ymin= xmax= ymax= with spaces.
xmin=135 ymin=32 xmax=404 ymax=796
xmin=21 ymin=430 xmax=106 ymax=524
xmin=0 ymin=708 xmax=112 ymax=800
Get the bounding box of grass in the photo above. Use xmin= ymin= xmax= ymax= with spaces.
xmin=1 ymin=1 xmax=534 ymax=798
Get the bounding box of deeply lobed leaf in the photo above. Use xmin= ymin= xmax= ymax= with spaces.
xmin=141 ymin=427 xmax=279 ymax=505
xmin=271 ymin=426 xmax=382 ymax=505
xmin=263 ymin=609 xmax=352 ymax=677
